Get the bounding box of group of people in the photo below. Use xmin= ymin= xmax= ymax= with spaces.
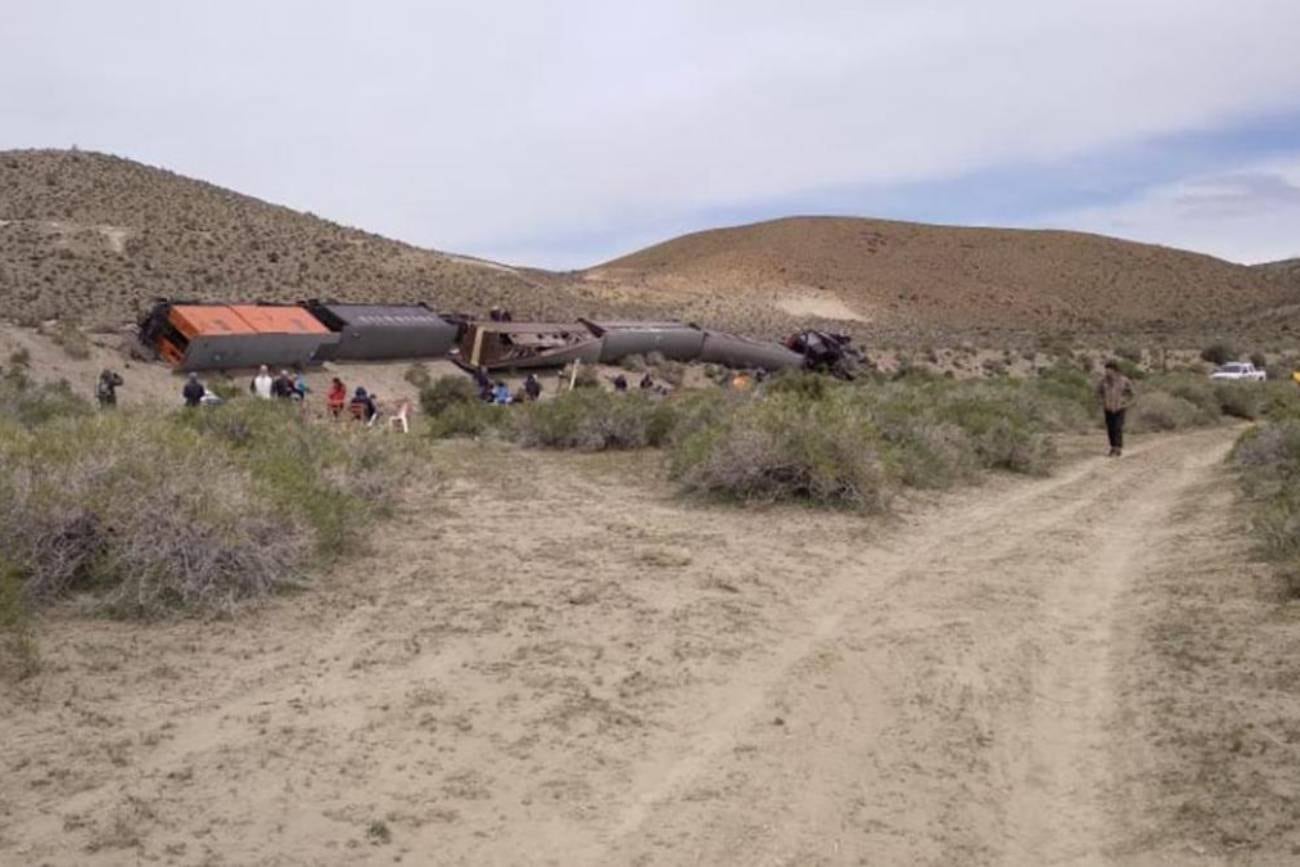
xmin=249 ymin=365 xmax=309 ymax=401
xmin=100 ymin=349 xmax=1142 ymax=458
xmin=610 ymin=372 xmax=657 ymax=393
xmin=470 ymin=367 xmax=545 ymax=405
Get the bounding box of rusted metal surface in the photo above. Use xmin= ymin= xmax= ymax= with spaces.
xmin=459 ymin=321 xmax=604 ymax=370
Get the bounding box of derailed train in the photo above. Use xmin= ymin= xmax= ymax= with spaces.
xmin=138 ymin=299 xmax=859 ymax=376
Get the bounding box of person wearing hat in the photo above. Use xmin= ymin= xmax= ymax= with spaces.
xmin=1096 ymin=360 xmax=1136 ymax=457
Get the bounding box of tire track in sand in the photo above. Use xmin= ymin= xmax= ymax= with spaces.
xmin=584 ymin=427 xmax=1239 ymax=866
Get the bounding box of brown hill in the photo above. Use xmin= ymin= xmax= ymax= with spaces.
xmin=2 ymin=150 xmax=1294 ymax=343
xmin=584 ymin=216 xmax=1295 ymax=339
xmin=1255 ymin=257 xmax=1300 ymax=287
xmin=0 ymin=149 xmax=596 ymax=327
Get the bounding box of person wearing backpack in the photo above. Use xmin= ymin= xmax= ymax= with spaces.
xmin=96 ymin=369 xmax=124 ymax=408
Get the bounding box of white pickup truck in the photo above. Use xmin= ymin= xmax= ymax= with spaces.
xmin=1209 ymin=362 xmax=1267 ymax=382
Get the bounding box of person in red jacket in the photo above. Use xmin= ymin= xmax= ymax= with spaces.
xmin=327 ymin=377 xmax=347 ymax=419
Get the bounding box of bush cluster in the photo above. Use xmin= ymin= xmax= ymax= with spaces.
xmin=0 ymin=399 xmax=419 ymax=620
xmin=1231 ymin=421 xmax=1300 ymax=597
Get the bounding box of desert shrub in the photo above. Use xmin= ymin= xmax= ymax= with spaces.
xmin=7 ymin=347 xmax=31 ymax=368
xmin=923 ymin=389 xmax=1056 ymax=474
xmin=0 ymin=557 xmax=39 ymax=680
xmin=1129 ymin=392 xmax=1204 ymax=432
xmin=670 ymin=394 xmax=891 ymax=510
xmin=764 ymin=369 xmax=831 ymax=401
xmin=513 ymin=390 xmax=676 ymax=450
xmin=50 ymin=320 xmax=92 ymax=360
xmin=419 ymin=375 xmax=477 ymax=416
xmin=206 ymin=378 xmax=243 ymax=401
xmin=0 ymin=415 xmax=303 ymax=618
xmin=1214 ymin=382 xmax=1265 ymax=420
xmin=0 ymin=403 xmax=420 ymax=619
xmin=570 ymin=363 xmax=600 ymax=389
xmin=1112 ymin=358 xmax=1146 ymax=381
xmin=1249 ymin=351 xmax=1268 ymax=370
xmin=1232 ymin=422 xmax=1300 ymax=475
xmin=403 ymin=363 xmax=432 ymax=389
xmin=1114 ymin=345 xmax=1143 ymax=364
xmin=702 ymin=363 xmax=731 ymax=385
xmin=0 ymin=369 xmax=92 ymax=427
xmin=1201 ymin=342 xmax=1237 ymax=366
xmin=1033 ymin=364 xmax=1096 ymax=421
xmin=182 ymin=400 xmax=416 ymax=555
xmin=426 ymin=400 xmax=507 ymax=440
xmin=883 ymin=420 xmax=981 ymax=489
xmin=1231 ymin=421 xmax=1300 ymax=595
xmin=980 ymin=358 xmax=1008 ymax=377
xmin=1265 ymin=357 xmax=1297 ymax=383
xmin=1158 ymin=376 xmax=1221 ymax=420
xmin=652 ymin=359 xmax=686 ymax=388
xmin=619 ymin=353 xmax=647 ymax=372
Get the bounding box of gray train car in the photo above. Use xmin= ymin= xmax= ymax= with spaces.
xmin=305 ymin=302 xmax=460 ymax=361
xmin=698 ymin=331 xmax=804 ymax=370
xmin=581 ymin=319 xmax=707 ymax=362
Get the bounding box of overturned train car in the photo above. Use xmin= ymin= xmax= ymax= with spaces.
xmin=138 ymin=302 xmax=339 ymax=371
xmin=304 ymin=301 xmax=460 ymax=362
xmin=461 ymin=319 xmax=804 ymax=372
xmin=140 ymin=300 xmax=463 ymax=371
xmin=140 ymin=300 xmax=807 ymax=374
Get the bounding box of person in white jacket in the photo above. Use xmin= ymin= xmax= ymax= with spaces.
xmin=250 ymin=365 xmax=274 ymax=399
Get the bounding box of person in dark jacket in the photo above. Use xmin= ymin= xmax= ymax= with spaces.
xmin=349 ymin=387 xmax=378 ymax=423
xmin=524 ymin=373 xmax=542 ymax=401
xmin=639 ymin=372 xmax=655 ymax=390
xmin=611 ymin=374 xmax=629 ymax=392
xmin=1097 ymin=360 xmax=1136 ymax=457
xmin=271 ymin=369 xmax=295 ymax=399
xmin=182 ymin=373 xmax=206 ymax=408
xmin=96 ymin=369 xmax=124 ymax=408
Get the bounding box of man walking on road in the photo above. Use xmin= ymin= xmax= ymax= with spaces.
xmin=1097 ymin=360 xmax=1136 ymax=457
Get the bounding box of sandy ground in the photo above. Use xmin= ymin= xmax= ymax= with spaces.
xmin=4 ymin=424 xmax=1299 ymax=865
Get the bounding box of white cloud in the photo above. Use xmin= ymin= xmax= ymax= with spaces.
xmin=3 ymin=1 xmax=1300 ymax=265
xmin=1041 ymin=156 xmax=1300 ymax=263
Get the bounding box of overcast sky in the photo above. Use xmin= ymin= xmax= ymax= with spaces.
xmin=4 ymin=0 xmax=1300 ymax=268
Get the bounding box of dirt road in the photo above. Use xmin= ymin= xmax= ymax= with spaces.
xmin=4 ymin=425 xmax=1292 ymax=865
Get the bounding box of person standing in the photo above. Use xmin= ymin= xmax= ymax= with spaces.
xmin=523 ymin=373 xmax=542 ymax=401
xmin=95 ymin=369 xmax=124 ymax=408
xmin=250 ymin=365 xmax=274 ymax=399
xmin=1097 ymin=360 xmax=1136 ymax=457
xmin=182 ymin=373 xmax=206 ymax=408
xmin=327 ymin=377 xmax=347 ymax=418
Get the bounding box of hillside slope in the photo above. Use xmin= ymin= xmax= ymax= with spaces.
xmin=2 ymin=150 xmax=1293 ymax=341
xmin=586 ymin=216 xmax=1294 ymax=336
xmin=0 ymin=149 xmax=583 ymax=327
xmin=1256 ymin=257 xmax=1300 ymax=288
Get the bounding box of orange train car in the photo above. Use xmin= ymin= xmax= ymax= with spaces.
xmin=139 ymin=301 xmax=339 ymax=371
